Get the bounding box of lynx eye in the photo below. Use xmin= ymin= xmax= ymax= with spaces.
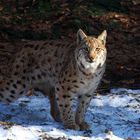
xmin=96 ymin=48 xmax=100 ymax=51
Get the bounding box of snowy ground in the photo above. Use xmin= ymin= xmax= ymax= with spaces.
xmin=0 ymin=88 xmax=140 ymax=140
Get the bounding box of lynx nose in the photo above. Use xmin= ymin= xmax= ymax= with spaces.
xmin=89 ymin=52 xmax=96 ymax=61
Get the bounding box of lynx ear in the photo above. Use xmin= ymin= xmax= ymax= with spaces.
xmin=77 ymin=29 xmax=87 ymax=44
xmin=98 ymin=30 xmax=107 ymax=45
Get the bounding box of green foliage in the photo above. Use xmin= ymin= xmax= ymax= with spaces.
xmin=38 ymin=0 xmax=52 ymax=13
xmin=107 ymin=19 xmax=120 ymax=29
xmin=73 ymin=3 xmax=107 ymax=18
xmin=51 ymin=25 xmax=61 ymax=39
xmin=88 ymin=4 xmax=107 ymax=16
xmin=94 ymin=0 xmax=129 ymax=13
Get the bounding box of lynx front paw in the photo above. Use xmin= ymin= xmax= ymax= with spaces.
xmin=79 ymin=121 xmax=90 ymax=130
xmin=64 ymin=123 xmax=80 ymax=130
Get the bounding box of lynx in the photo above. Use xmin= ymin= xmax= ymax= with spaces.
xmin=0 ymin=29 xmax=107 ymax=130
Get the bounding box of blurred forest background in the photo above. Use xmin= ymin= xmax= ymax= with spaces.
xmin=0 ymin=0 xmax=139 ymax=91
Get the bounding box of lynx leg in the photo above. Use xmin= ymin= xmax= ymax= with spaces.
xmin=55 ymin=89 xmax=79 ymax=130
xmin=48 ymin=88 xmax=61 ymax=122
xmin=75 ymin=94 xmax=92 ymax=130
xmin=34 ymin=83 xmax=61 ymax=122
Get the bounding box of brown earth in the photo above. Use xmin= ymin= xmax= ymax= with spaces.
xmin=0 ymin=0 xmax=139 ymax=91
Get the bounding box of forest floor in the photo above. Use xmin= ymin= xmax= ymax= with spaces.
xmin=0 ymin=0 xmax=139 ymax=89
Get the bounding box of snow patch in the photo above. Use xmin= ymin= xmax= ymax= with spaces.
xmin=0 ymin=88 xmax=140 ymax=140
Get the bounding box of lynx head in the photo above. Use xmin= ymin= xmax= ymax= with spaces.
xmin=76 ymin=29 xmax=107 ymax=70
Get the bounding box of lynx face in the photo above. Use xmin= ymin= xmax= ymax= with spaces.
xmin=76 ymin=29 xmax=107 ymax=71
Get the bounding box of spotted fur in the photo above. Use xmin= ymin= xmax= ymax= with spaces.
xmin=0 ymin=29 xmax=107 ymax=130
